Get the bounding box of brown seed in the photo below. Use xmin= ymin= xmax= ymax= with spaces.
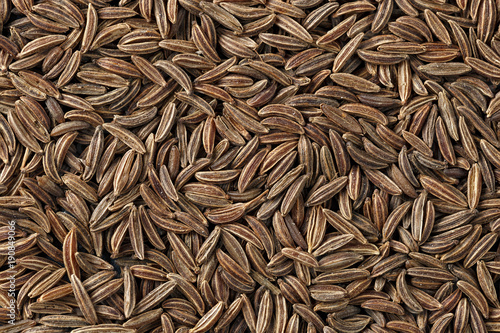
xmin=70 ymin=274 xmax=98 ymax=325
xmin=63 ymin=228 xmax=79 ymax=280
xmin=457 ymin=280 xmax=489 ymax=318
xmin=419 ymin=175 xmax=468 ymax=207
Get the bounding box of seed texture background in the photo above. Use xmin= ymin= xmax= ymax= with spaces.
xmin=0 ymin=0 xmax=500 ymax=332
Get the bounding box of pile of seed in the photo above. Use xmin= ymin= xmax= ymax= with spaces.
xmin=2 ymin=0 xmax=500 ymax=331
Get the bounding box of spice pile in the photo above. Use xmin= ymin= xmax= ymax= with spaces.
xmin=1 ymin=0 xmax=500 ymax=332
